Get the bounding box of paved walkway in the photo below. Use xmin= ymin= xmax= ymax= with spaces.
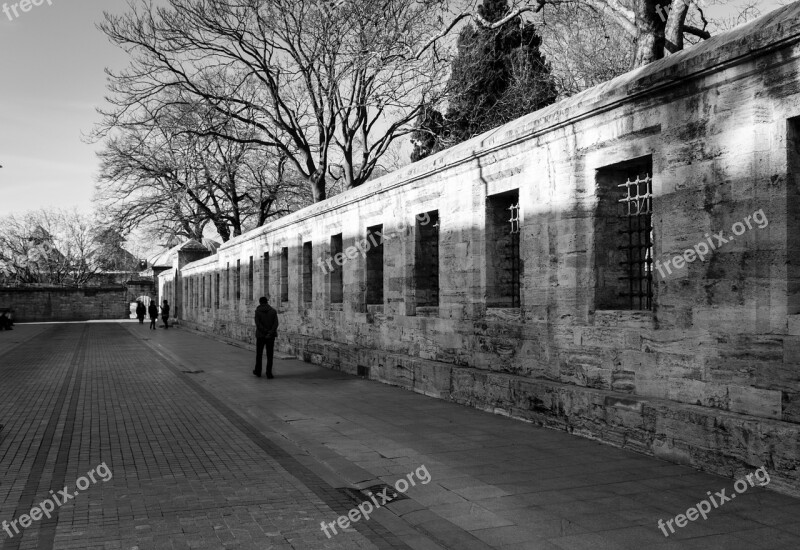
xmin=1 ymin=323 xmax=799 ymax=550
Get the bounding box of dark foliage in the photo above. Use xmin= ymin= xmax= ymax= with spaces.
xmin=410 ymin=106 xmax=447 ymax=162
xmin=445 ymin=0 xmax=557 ymax=145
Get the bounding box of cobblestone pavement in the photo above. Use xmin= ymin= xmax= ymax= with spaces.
xmin=2 ymin=322 xmax=800 ymax=550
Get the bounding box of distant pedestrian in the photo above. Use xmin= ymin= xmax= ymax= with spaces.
xmin=253 ymin=296 xmax=278 ymax=379
xmin=148 ymin=301 xmax=158 ymax=330
xmin=0 ymin=312 xmax=12 ymax=331
xmin=135 ymin=301 xmax=146 ymax=324
xmin=161 ymin=300 xmax=171 ymax=329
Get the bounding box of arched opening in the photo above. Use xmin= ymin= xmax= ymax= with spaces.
xmin=129 ymin=295 xmax=155 ymax=319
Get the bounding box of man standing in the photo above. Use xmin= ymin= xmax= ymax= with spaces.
xmin=148 ymin=300 xmax=158 ymax=330
xmin=253 ymin=296 xmax=279 ymax=379
xmin=161 ymin=300 xmax=171 ymax=329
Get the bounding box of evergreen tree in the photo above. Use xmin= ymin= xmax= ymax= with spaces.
xmin=410 ymin=106 xmax=447 ymax=162
xmin=445 ymin=0 xmax=557 ymax=145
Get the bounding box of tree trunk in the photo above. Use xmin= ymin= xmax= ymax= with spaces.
xmin=631 ymin=0 xmax=667 ymax=68
xmin=213 ymin=220 xmax=231 ymax=243
xmin=664 ymin=0 xmax=689 ymax=54
xmin=310 ymin=170 xmax=326 ymax=202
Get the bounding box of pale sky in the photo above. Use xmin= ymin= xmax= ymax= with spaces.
xmin=0 ymin=0 xmax=135 ymax=216
xmin=0 ymin=0 xmax=789 ymax=217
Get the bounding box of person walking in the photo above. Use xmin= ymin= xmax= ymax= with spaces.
xmin=0 ymin=312 xmax=13 ymax=331
xmin=161 ymin=300 xmax=171 ymax=329
xmin=136 ymin=301 xmax=146 ymax=324
xmin=253 ymin=296 xmax=278 ymax=379
xmin=148 ymin=300 xmax=158 ymax=330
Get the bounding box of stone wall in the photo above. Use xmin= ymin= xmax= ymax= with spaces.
xmin=161 ymin=4 xmax=800 ymax=495
xmin=0 ymin=287 xmax=130 ymax=322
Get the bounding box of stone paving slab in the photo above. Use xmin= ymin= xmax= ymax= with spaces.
xmin=1 ymin=322 xmax=800 ymax=549
xmin=0 ymin=324 xmax=400 ymax=549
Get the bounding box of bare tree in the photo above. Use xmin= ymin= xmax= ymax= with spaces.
xmin=96 ymin=127 xmax=209 ymax=242
xmin=95 ymin=99 xmax=310 ymax=243
xmin=433 ymin=0 xmax=712 ymax=69
xmin=98 ymin=0 xmax=450 ymax=203
xmin=430 ymin=0 xmax=770 ymax=100
xmin=534 ymin=3 xmax=634 ymax=97
xmin=0 ymin=209 xmax=101 ymax=286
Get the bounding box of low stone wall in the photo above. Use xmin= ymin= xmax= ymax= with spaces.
xmin=0 ymin=287 xmax=129 ymax=322
xmin=168 ymin=5 xmax=800 ymax=496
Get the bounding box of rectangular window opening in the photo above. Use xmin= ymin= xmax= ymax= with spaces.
xmin=248 ymin=256 xmax=254 ymax=301
xmin=788 ymin=118 xmax=800 ymax=314
xmin=366 ymin=224 xmax=384 ymax=305
xmin=595 ymin=156 xmax=654 ymax=311
xmin=303 ymin=241 xmax=313 ymax=305
xmin=215 ymin=272 xmax=220 ymax=309
xmin=330 ymin=234 xmax=344 ymax=304
xmin=486 ymin=190 xmax=521 ymax=308
xmin=236 ymin=260 xmax=241 ymax=301
xmin=281 ymin=247 xmax=289 ymax=303
xmin=415 ymin=211 xmax=439 ymax=307
xmin=263 ymin=252 xmax=270 ymax=301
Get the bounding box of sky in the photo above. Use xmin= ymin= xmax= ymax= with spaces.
xmin=0 ymin=0 xmax=136 ymax=217
xmin=0 ymin=0 xmax=790 ymax=218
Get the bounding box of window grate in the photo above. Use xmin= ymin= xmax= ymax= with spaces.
xmin=508 ymin=203 xmax=521 ymax=235
xmin=509 ymin=202 xmax=521 ymax=308
xmin=617 ymin=175 xmax=653 ymax=310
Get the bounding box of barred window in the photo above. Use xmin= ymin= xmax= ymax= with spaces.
xmin=215 ymin=272 xmax=220 ymax=309
xmin=414 ymin=211 xmax=439 ymax=307
xmin=236 ymin=260 xmax=241 ymax=301
xmin=303 ymin=242 xmax=313 ymax=305
xmin=596 ymin=157 xmax=654 ymax=311
xmin=366 ymin=224 xmax=384 ymax=305
xmin=263 ymin=252 xmax=270 ymax=300
xmin=280 ymin=247 xmax=289 ymax=302
xmin=330 ymin=234 xmax=343 ymax=304
xmin=619 ymin=174 xmax=653 ymax=310
xmin=486 ymin=190 xmax=521 ymax=308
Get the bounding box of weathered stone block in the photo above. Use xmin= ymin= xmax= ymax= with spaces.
xmin=727 ymin=385 xmax=782 ymax=419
